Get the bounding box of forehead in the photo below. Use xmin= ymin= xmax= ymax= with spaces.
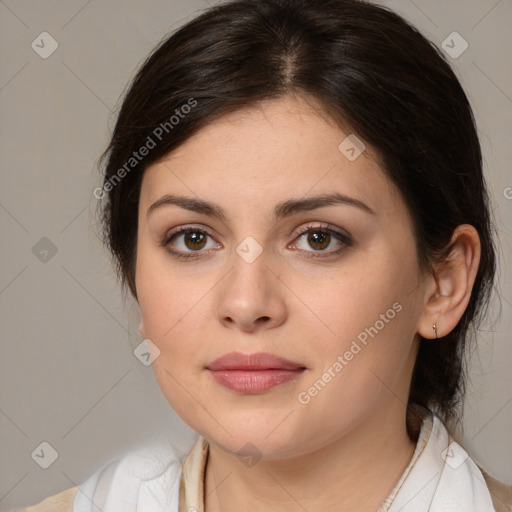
xmin=140 ymin=95 xmax=400 ymax=220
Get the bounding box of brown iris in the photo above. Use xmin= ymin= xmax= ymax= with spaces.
xmin=184 ymin=231 xmax=207 ymax=251
xmin=307 ymin=230 xmax=331 ymax=251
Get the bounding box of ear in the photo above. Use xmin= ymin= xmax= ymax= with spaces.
xmin=416 ymin=224 xmax=481 ymax=339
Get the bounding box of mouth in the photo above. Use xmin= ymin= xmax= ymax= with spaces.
xmin=206 ymin=352 xmax=306 ymax=394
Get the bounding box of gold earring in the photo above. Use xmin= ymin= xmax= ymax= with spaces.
xmin=433 ymin=324 xmax=438 ymax=339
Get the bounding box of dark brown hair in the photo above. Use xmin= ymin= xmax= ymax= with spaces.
xmin=97 ymin=0 xmax=496 ymax=429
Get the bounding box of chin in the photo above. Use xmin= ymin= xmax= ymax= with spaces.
xmin=192 ymin=410 xmax=311 ymax=461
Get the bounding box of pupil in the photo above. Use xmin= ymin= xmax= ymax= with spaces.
xmin=186 ymin=232 xmax=206 ymax=250
xmin=309 ymin=231 xmax=330 ymax=250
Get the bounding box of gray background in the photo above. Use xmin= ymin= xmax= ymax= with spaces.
xmin=0 ymin=0 xmax=511 ymax=509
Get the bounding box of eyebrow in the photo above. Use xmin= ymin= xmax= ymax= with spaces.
xmin=146 ymin=192 xmax=376 ymax=221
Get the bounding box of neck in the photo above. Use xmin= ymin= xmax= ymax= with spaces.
xmin=204 ymin=402 xmax=417 ymax=512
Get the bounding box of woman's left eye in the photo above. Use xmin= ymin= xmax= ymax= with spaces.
xmin=290 ymin=224 xmax=352 ymax=258
xmin=161 ymin=223 xmax=352 ymax=261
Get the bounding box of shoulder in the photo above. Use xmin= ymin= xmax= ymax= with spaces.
xmin=73 ymin=434 xmax=199 ymax=510
xmin=479 ymin=466 xmax=512 ymax=512
xmin=17 ymin=486 xmax=79 ymax=512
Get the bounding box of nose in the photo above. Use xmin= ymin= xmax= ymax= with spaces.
xmin=215 ymin=249 xmax=288 ymax=333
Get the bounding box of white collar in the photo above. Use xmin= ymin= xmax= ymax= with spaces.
xmin=384 ymin=412 xmax=495 ymax=511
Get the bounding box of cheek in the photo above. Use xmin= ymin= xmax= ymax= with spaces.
xmin=135 ymin=246 xmax=225 ymax=394
xmin=136 ymin=241 xmax=203 ymax=339
xmin=310 ymin=250 xmax=417 ymax=345
xmin=136 ymin=262 xmax=213 ymax=427
xmin=294 ymin=304 xmax=416 ymax=446
xmin=301 ymin=245 xmax=421 ymax=402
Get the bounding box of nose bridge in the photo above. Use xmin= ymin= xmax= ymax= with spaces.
xmin=228 ymin=241 xmax=275 ymax=302
xmin=215 ymin=239 xmax=287 ymax=331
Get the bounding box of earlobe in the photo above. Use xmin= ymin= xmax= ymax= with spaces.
xmin=417 ymin=224 xmax=481 ymax=340
xmin=139 ymin=320 xmax=146 ymax=338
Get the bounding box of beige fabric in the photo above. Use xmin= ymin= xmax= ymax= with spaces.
xmin=179 ymin=436 xmax=208 ymax=512
xmin=479 ymin=467 xmax=512 ymax=512
xmin=18 ymin=486 xmax=78 ymax=512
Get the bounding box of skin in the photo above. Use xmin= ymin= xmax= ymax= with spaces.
xmin=135 ymin=94 xmax=481 ymax=512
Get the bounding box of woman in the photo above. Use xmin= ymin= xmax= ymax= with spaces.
xmin=20 ymin=0 xmax=512 ymax=510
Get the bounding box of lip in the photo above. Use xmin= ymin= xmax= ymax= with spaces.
xmin=206 ymin=352 xmax=306 ymax=394
xmin=207 ymin=352 xmax=305 ymax=371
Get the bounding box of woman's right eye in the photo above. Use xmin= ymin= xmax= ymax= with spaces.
xmin=162 ymin=227 xmax=219 ymax=260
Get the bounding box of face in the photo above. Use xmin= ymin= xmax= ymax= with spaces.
xmin=135 ymin=94 xmax=426 ymax=460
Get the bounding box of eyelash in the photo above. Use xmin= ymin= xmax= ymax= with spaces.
xmin=160 ymin=223 xmax=353 ymax=261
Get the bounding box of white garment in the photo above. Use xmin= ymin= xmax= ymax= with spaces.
xmin=73 ymin=436 xmax=195 ymax=512
xmin=73 ymin=412 xmax=497 ymax=512
xmin=382 ymin=413 xmax=496 ymax=511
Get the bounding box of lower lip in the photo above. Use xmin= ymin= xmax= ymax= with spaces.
xmin=208 ymin=369 xmax=304 ymax=394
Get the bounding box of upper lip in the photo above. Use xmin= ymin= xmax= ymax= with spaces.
xmin=207 ymin=352 xmax=305 ymax=371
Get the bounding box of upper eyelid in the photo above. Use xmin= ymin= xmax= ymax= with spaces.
xmin=166 ymin=222 xmax=345 ymax=237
